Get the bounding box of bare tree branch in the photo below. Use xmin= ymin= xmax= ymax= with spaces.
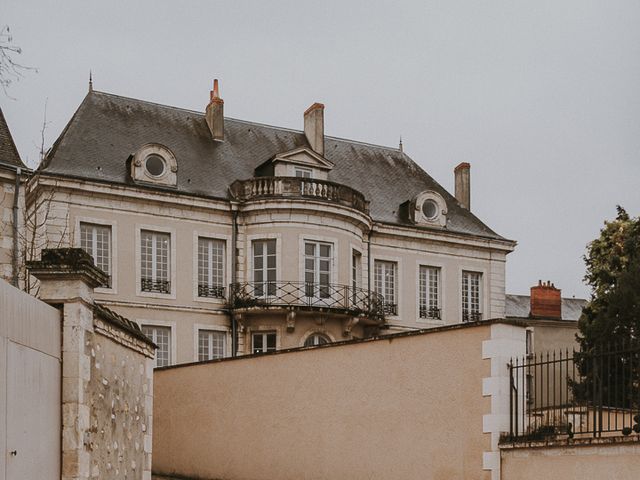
xmin=0 ymin=25 xmax=36 ymax=96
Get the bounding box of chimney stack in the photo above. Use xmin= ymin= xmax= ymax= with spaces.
xmin=206 ymin=79 xmax=224 ymax=141
xmin=304 ymin=103 xmax=325 ymax=156
xmin=454 ymin=162 xmax=471 ymax=210
xmin=530 ymin=280 xmax=562 ymax=319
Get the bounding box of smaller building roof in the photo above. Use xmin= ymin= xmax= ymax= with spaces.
xmin=0 ymin=107 xmax=25 ymax=168
xmin=505 ymin=294 xmax=587 ymax=321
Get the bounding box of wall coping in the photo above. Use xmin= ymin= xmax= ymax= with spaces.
xmin=156 ymin=318 xmax=527 ymax=371
xmin=500 ymin=434 xmax=640 ymax=450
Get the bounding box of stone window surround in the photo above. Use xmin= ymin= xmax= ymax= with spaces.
xmin=73 ymin=215 xmax=118 ymax=295
xmin=191 ymin=230 xmax=233 ymax=304
xmin=193 ymin=323 xmax=231 ymax=362
xmin=459 ymin=266 xmax=488 ymax=321
xmin=371 ymin=252 xmax=402 ymax=319
xmin=246 ymin=233 xmax=282 ymax=284
xmin=297 ymin=233 xmax=339 ymax=287
xmin=415 ymin=258 xmax=446 ymax=326
xmin=412 ymin=190 xmax=447 ymax=227
xmin=135 ymin=223 xmax=177 ymax=300
xmin=350 ymin=245 xmax=363 ymax=291
xmin=138 ymin=318 xmax=177 ymax=367
xmin=130 ymin=143 xmax=178 ymax=187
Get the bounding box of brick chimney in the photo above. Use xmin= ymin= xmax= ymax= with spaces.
xmin=206 ymin=79 xmax=224 ymax=141
xmin=304 ymin=103 xmax=324 ymax=156
xmin=530 ymin=280 xmax=562 ymax=319
xmin=454 ymin=162 xmax=470 ymax=210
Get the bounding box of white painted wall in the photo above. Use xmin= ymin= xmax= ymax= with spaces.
xmin=0 ymin=279 xmax=61 ymax=480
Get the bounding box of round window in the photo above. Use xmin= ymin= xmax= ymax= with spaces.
xmin=145 ymin=154 xmax=166 ymax=177
xmin=422 ymin=199 xmax=438 ymax=220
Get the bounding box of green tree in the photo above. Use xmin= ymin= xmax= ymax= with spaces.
xmin=578 ymin=206 xmax=640 ymax=349
xmin=573 ymin=206 xmax=640 ymax=412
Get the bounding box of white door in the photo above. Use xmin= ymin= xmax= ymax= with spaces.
xmin=5 ymin=341 xmax=60 ymax=480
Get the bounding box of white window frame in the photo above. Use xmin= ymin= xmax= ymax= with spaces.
xmin=192 ymin=231 xmax=232 ymax=304
xmin=303 ymin=240 xmax=333 ymax=299
xmin=251 ymin=330 xmax=277 ymax=354
xmin=414 ymin=258 xmax=446 ymax=324
xmin=372 ymin=253 xmax=401 ymax=318
xmin=351 ymin=248 xmax=362 ymax=291
xmin=294 ymin=166 xmax=313 ymax=178
xmin=298 ymin=233 xmax=339 ymax=285
xmin=461 ymin=269 xmax=484 ymax=322
xmin=247 ymin=233 xmax=281 ymax=291
xmin=139 ymin=319 xmax=177 ymax=367
xmin=252 ymin=238 xmax=278 ymax=298
xmin=193 ymin=324 xmax=231 ymax=362
xmin=418 ymin=265 xmax=442 ymax=322
xmin=135 ymin=224 xmax=177 ymax=299
xmin=74 ymin=216 xmax=118 ymax=294
xmin=300 ymin=329 xmax=335 ymax=347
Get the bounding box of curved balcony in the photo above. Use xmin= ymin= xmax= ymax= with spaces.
xmin=229 ymin=177 xmax=369 ymax=214
xmin=229 ymin=281 xmax=385 ymax=322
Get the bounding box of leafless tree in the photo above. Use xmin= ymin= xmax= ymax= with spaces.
xmin=0 ymin=25 xmax=35 ymax=96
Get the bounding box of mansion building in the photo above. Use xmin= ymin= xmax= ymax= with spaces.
xmin=27 ymin=80 xmax=516 ymax=365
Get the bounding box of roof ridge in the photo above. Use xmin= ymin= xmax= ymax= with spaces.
xmin=92 ymin=90 xmax=402 ymax=153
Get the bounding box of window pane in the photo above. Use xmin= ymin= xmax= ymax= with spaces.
xmin=266 ymin=333 xmax=276 ymax=352
xmin=198 ymin=330 xmax=225 ymax=361
xmin=142 ymin=325 xmax=171 ymax=367
xmin=80 ymin=222 xmax=112 ymax=287
xmin=197 ymin=238 xmax=225 ymax=297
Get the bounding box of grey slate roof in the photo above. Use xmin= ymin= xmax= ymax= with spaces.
xmin=506 ymin=294 xmax=587 ymax=321
xmin=0 ymin=107 xmax=24 ymax=168
xmin=42 ymin=90 xmax=509 ymax=241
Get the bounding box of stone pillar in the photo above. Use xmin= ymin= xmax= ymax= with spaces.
xmin=28 ymin=249 xmax=106 ymax=480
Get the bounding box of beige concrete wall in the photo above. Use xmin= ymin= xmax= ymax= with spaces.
xmin=153 ymin=324 xmax=493 ymax=480
xmin=501 ymin=440 xmax=640 ymax=480
xmin=530 ymin=321 xmax=578 ymax=354
xmin=0 ymin=278 xmax=61 ymax=480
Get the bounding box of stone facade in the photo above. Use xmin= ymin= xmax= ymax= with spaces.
xmin=26 ymin=85 xmax=516 ymax=365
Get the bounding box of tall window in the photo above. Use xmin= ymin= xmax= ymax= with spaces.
xmin=374 ymin=260 xmax=397 ymax=316
xmin=419 ymin=266 xmax=441 ymax=320
xmin=140 ymin=230 xmax=170 ymax=294
xmin=304 ymin=241 xmax=332 ymax=298
xmin=462 ymin=271 xmax=482 ymax=321
xmin=198 ymin=237 xmax=225 ymax=298
xmin=352 ymin=250 xmax=362 ymax=306
xmin=80 ymin=222 xmax=111 ymax=287
xmin=252 ymin=332 xmax=276 ymax=354
xmin=253 ymin=239 xmax=276 ymax=296
xmin=198 ymin=330 xmax=226 ymax=361
xmin=142 ymin=325 xmax=171 ymax=367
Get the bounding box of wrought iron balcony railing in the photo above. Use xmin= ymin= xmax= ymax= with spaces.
xmin=419 ymin=306 xmax=441 ymax=320
xmin=383 ymin=303 xmax=398 ymax=316
xmin=198 ymin=284 xmax=226 ymax=299
xmin=229 ymin=177 xmax=369 ymax=214
xmin=229 ymin=281 xmax=385 ymax=320
xmin=141 ymin=278 xmax=171 ymax=294
xmin=462 ymin=310 xmax=482 ymax=322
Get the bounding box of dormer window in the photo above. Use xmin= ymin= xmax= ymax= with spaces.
xmin=130 ymin=143 xmax=177 ymax=187
xmin=294 ymin=167 xmax=313 ymax=178
xmin=410 ymin=190 xmax=447 ymax=227
xmin=253 ymin=147 xmax=333 ymax=180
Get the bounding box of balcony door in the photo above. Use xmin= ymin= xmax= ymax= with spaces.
xmin=304 ymin=241 xmax=332 ymax=299
xmin=253 ymin=239 xmax=277 ymax=297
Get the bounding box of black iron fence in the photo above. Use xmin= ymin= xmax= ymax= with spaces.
xmin=229 ymin=281 xmax=386 ymax=320
xmin=508 ymin=342 xmax=640 ymax=442
xmin=141 ymin=278 xmax=170 ymax=294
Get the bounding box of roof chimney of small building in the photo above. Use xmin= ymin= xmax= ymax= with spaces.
xmin=304 ymin=102 xmax=324 ymax=156
xmin=206 ymin=79 xmax=224 ymax=141
xmin=530 ymin=280 xmax=562 ymax=320
xmin=454 ymin=162 xmax=471 ymax=210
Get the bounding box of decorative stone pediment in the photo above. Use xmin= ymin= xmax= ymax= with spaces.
xmin=255 ymin=147 xmax=334 ymax=180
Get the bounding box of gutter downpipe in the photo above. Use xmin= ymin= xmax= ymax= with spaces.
xmin=230 ymin=203 xmax=239 ymax=357
xmin=11 ymin=167 xmax=21 ymax=287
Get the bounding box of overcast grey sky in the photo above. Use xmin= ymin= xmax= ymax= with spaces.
xmin=3 ymin=0 xmax=640 ymax=298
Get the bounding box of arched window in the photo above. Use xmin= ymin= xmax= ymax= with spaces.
xmin=304 ymin=333 xmax=331 ymax=347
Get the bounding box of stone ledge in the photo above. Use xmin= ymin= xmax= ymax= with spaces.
xmin=500 ymin=434 xmax=640 ymax=450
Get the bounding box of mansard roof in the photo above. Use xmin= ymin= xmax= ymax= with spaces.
xmin=41 ymin=90 xmax=509 ymax=241
xmin=505 ymin=294 xmax=587 ymax=321
xmin=0 ymin=107 xmax=25 ymax=168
